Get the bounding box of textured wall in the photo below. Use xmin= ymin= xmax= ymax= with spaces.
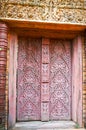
xmin=0 ymin=0 xmax=86 ymax=25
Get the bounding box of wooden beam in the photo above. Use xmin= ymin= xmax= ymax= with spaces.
xmin=0 ymin=19 xmax=86 ymax=31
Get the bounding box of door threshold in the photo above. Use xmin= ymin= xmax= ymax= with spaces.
xmin=12 ymin=121 xmax=84 ymax=130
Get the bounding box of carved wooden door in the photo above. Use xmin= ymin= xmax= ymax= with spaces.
xmin=17 ymin=38 xmax=72 ymax=121
xmin=49 ymin=40 xmax=71 ymax=120
xmin=17 ymin=38 xmax=41 ymax=121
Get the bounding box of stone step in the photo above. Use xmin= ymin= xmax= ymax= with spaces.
xmin=11 ymin=121 xmax=85 ymax=130
xmin=11 ymin=128 xmax=86 ymax=130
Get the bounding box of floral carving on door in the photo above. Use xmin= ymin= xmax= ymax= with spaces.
xmin=50 ymin=40 xmax=72 ymax=120
xmin=17 ymin=38 xmax=41 ymax=121
xmin=17 ymin=38 xmax=72 ymax=121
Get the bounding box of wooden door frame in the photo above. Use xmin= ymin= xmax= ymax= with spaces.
xmin=72 ymin=36 xmax=83 ymax=127
xmin=8 ymin=29 xmax=83 ymax=129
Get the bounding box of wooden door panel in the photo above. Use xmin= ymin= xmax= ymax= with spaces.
xmin=17 ymin=38 xmax=41 ymax=121
xmin=17 ymin=38 xmax=72 ymax=121
xmin=50 ymin=40 xmax=72 ymax=120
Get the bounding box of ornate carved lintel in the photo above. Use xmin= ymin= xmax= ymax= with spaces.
xmin=0 ymin=1 xmax=86 ymax=25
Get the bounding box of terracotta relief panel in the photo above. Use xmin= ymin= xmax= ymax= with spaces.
xmin=49 ymin=40 xmax=72 ymax=120
xmin=17 ymin=38 xmax=41 ymax=121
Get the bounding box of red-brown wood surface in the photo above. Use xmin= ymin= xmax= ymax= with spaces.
xmin=17 ymin=38 xmax=41 ymax=121
xmin=8 ymin=33 xmax=18 ymax=128
xmin=41 ymin=39 xmax=50 ymax=121
xmin=50 ymin=40 xmax=72 ymax=120
xmin=72 ymin=36 xmax=82 ymax=127
xmin=17 ymin=38 xmax=72 ymax=121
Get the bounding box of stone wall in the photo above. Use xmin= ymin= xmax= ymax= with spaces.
xmin=0 ymin=0 xmax=86 ymax=25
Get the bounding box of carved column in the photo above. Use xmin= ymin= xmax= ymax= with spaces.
xmin=0 ymin=23 xmax=8 ymax=127
xmin=41 ymin=38 xmax=50 ymax=121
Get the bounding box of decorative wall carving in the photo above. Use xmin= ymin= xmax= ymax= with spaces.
xmin=17 ymin=38 xmax=41 ymax=121
xmin=50 ymin=40 xmax=72 ymax=120
xmin=0 ymin=0 xmax=84 ymax=8
xmin=0 ymin=0 xmax=86 ymax=24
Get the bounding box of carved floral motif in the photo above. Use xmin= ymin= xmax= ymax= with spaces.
xmin=0 ymin=0 xmax=86 ymax=24
xmin=50 ymin=40 xmax=72 ymax=120
xmin=17 ymin=38 xmax=41 ymax=121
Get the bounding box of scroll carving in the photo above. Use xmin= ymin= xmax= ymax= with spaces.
xmin=0 ymin=0 xmax=86 ymax=24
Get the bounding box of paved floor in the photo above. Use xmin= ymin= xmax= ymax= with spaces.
xmin=12 ymin=121 xmax=85 ymax=130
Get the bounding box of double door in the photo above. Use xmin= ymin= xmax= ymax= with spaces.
xmin=17 ymin=38 xmax=72 ymax=121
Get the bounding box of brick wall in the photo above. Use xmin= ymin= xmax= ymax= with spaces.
xmin=0 ymin=23 xmax=8 ymax=130
xmin=83 ymin=32 xmax=86 ymax=127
